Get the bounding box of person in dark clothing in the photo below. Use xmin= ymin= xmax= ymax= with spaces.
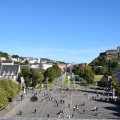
xmin=47 ymin=114 xmax=49 ymax=118
xmin=34 ymin=109 xmax=37 ymax=114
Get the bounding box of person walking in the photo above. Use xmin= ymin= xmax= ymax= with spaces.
xmin=34 ymin=109 xmax=37 ymax=114
xmin=57 ymin=102 xmax=58 ymax=107
xmin=75 ymin=105 xmax=77 ymax=109
xmin=47 ymin=114 xmax=49 ymax=118
xmin=83 ymin=109 xmax=85 ymax=114
xmin=51 ymin=97 xmax=52 ymax=101
xmin=19 ymin=110 xmax=22 ymax=116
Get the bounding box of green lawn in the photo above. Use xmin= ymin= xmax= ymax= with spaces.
xmin=36 ymin=78 xmax=57 ymax=89
xmin=85 ymin=75 xmax=104 ymax=88
xmin=69 ymin=78 xmax=76 ymax=88
xmin=62 ymin=76 xmax=76 ymax=89
xmin=94 ymin=75 xmax=104 ymax=82
xmin=62 ymin=76 xmax=68 ymax=88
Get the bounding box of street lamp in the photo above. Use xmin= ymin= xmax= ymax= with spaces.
xmin=23 ymin=86 xmax=26 ymax=100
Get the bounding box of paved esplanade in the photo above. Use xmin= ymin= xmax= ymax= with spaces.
xmin=0 ymin=74 xmax=120 ymax=119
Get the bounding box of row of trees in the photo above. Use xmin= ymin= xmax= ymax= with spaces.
xmin=72 ymin=65 xmax=95 ymax=84
xmin=91 ymin=63 xmax=120 ymax=75
xmin=0 ymin=79 xmax=21 ymax=110
xmin=19 ymin=64 xmax=61 ymax=88
xmin=98 ymin=76 xmax=120 ymax=97
xmin=19 ymin=67 xmax=44 ymax=87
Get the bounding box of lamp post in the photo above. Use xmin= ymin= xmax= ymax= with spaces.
xmin=24 ymin=86 xmax=26 ymax=100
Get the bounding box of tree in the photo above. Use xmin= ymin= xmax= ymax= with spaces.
xmin=0 ymin=51 xmax=9 ymax=59
xmin=77 ymin=66 xmax=94 ymax=84
xmin=20 ymin=67 xmax=30 ymax=78
xmin=0 ymin=87 xmax=8 ymax=110
xmin=98 ymin=77 xmax=107 ymax=87
xmin=24 ymin=60 xmax=28 ymax=64
xmin=37 ymin=73 xmax=44 ymax=84
xmin=12 ymin=55 xmax=19 ymax=58
xmin=77 ymin=66 xmax=86 ymax=78
xmin=0 ymin=79 xmax=21 ymax=110
xmin=44 ymin=67 xmax=56 ymax=82
xmin=0 ymin=79 xmax=21 ymax=99
xmin=72 ymin=65 xmax=79 ymax=75
xmin=52 ymin=64 xmax=61 ymax=77
xmin=30 ymin=68 xmax=39 ymax=87
xmin=91 ymin=66 xmax=96 ymax=74
xmin=20 ymin=67 xmax=44 ymax=87
xmin=111 ymin=76 xmax=117 ymax=89
xmin=83 ymin=68 xmax=94 ymax=84
xmin=115 ymin=81 xmax=120 ymax=98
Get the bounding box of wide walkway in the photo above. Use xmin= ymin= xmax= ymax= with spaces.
xmin=65 ymin=93 xmax=72 ymax=118
xmin=0 ymin=85 xmax=120 ymax=119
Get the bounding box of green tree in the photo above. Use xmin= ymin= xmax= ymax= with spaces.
xmin=98 ymin=77 xmax=107 ymax=87
xmin=83 ymin=68 xmax=94 ymax=84
xmin=0 ymin=79 xmax=21 ymax=99
xmin=115 ymin=81 xmax=120 ymax=98
xmin=77 ymin=66 xmax=94 ymax=84
xmin=72 ymin=65 xmax=79 ymax=75
xmin=24 ymin=60 xmax=28 ymax=64
xmin=91 ymin=66 xmax=96 ymax=74
xmin=44 ymin=67 xmax=56 ymax=82
xmin=0 ymin=87 xmax=8 ymax=110
xmin=37 ymin=73 xmax=44 ymax=84
xmin=111 ymin=76 xmax=117 ymax=89
xmin=20 ymin=67 xmax=44 ymax=87
xmin=12 ymin=55 xmax=19 ymax=58
xmin=52 ymin=64 xmax=61 ymax=77
xmin=29 ymin=68 xmax=44 ymax=87
xmin=0 ymin=51 xmax=9 ymax=59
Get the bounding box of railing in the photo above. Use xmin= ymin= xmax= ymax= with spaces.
xmin=0 ymin=118 xmax=112 ymax=120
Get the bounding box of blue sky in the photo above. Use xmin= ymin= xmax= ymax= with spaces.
xmin=0 ymin=0 xmax=120 ymax=64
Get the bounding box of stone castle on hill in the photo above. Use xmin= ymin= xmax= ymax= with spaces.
xmin=100 ymin=46 xmax=120 ymax=57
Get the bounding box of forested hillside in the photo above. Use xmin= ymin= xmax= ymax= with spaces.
xmin=89 ymin=54 xmax=120 ymax=75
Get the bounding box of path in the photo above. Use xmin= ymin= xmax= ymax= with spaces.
xmin=65 ymin=93 xmax=72 ymax=118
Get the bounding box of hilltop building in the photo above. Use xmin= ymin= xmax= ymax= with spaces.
xmin=100 ymin=46 xmax=120 ymax=57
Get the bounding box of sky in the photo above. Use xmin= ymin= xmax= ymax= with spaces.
xmin=0 ymin=0 xmax=120 ymax=64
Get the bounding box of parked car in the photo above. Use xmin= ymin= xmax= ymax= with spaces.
xmin=30 ymin=96 xmax=38 ymax=102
